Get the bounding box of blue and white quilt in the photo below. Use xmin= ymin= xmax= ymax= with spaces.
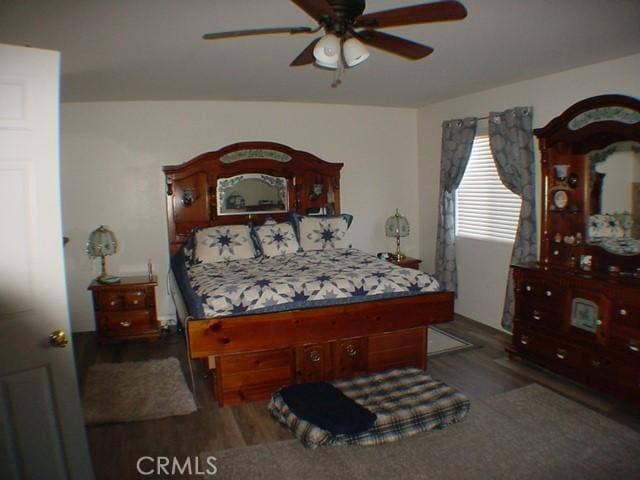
xmin=182 ymin=248 xmax=441 ymax=318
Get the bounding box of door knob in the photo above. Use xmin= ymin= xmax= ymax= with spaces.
xmin=49 ymin=330 xmax=69 ymax=348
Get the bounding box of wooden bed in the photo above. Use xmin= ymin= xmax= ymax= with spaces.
xmin=163 ymin=141 xmax=454 ymax=405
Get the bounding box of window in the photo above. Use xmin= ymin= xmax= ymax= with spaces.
xmin=455 ymin=135 xmax=521 ymax=241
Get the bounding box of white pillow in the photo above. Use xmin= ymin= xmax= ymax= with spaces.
xmin=195 ymin=225 xmax=256 ymax=263
xmin=296 ymin=215 xmax=351 ymax=251
xmin=254 ymin=222 xmax=300 ymax=256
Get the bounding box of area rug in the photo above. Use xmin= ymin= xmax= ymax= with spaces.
xmin=428 ymin=326 xmax=474 ymax=356
xmin=202 ymin=384 xmax=640 ymax=479
xmin=83 ymin=357 xmax=197 ymax=425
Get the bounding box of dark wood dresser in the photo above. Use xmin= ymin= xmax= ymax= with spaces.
xmin=508 ymin=94 xmax=640 ymax=406
xmin=88 ymin=275 xmax=160 ymax=343
xmin=511 ymin=264 xmax=639 ymax=404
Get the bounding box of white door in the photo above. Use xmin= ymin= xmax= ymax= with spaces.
xmin=0 ymin=44 xmax=93 ymax=479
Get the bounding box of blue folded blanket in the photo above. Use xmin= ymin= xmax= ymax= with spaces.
xmin=279 ymin=382 xmax=377 ymax=435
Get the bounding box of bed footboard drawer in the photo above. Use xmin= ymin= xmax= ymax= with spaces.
xmin=215 ymin=349 xmax=294 ymax=406
xmin=367 ymin=327 xmax=427 ymax=372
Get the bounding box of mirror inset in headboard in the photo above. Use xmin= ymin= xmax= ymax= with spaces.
xmin=217 ymin=174 xmax=288 ymax=216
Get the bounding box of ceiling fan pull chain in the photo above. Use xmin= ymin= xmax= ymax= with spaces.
xmin=331 ymin=55 xmax=344 ymax=88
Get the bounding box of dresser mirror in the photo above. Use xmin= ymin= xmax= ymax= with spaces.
xmin=587 ymin=142 xmax=640 ymax=255
xmin=217 ymin=174 xmax=288 ymax=215
xmin=536 ymin=94 xmax=640 ymax=269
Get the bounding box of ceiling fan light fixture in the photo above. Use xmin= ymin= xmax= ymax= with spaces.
xmin=343 ymin=37 xmax=370 ymax=67
xmin=315 ymin=58 xmax=339 ymax=69
xmin=313 ymin=33 xmax=340 ymax=66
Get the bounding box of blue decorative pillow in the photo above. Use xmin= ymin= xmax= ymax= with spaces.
xmin=254 ymin=221 xmax=300 ymax=256
xmin=194 ymin=225 xmax=257 ymax=263
xmin=291 ymin=213 xmax=353 ymax=251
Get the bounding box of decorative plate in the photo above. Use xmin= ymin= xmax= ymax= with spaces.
xmin=553 ymin=190 xmax=568 ymax=209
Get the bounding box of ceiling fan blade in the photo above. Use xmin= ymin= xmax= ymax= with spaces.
xmin=290 ymin=0 xmax=335 ymax=22
xmin=356 ymin=30 xmax=433 ymax=60
xmin=203 ymin=26 xmax=313 ymax=40
xmin=355 ymin=1 xmax=467 ymax=29
xmin=290 ymin=37 xmax=321 ymax=66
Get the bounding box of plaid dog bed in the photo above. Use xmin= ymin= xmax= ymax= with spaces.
xmin=268 ymin=367 xmax=470 ymax=448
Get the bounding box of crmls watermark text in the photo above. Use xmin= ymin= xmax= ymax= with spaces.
xmin=136 ymin=456 xmax=217 ymax=476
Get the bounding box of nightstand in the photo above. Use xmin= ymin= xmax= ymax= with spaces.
xmin=88 ymin=275 xmax=160 ymax=343
xmin=387 ymin=256 xmax=422 ymax=270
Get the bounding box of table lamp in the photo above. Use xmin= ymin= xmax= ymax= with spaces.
xmin=385 ymin=209 xmax=410 ymax=261
xmin=86 ymin=225 xmax=120 ymax=284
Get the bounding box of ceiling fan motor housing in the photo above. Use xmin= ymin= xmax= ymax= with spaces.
xmin=325 ymin=0 xmax=366 ymax=34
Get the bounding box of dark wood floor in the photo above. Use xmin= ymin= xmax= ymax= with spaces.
xmin=74 ymin=315 xmax=640 ymax=480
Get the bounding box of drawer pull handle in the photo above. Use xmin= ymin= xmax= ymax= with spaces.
xmin=591 ymin=360 xmax=601 ymax=367
xmin=345 ymin=344 xmax=357 ymax=357
xmin=132 ymin=300 xmax=139 ymax=305
xmin=520 ymin=335 xmax=529 ymax=345
xmin=532 ymin=310 xmax=542 ymax=321
xmin=309 ymin=350 xmax=321 ymax=362
xmin=556 ymin=349 xmax=567 ymax=360
xmin=110 ymin=301 xmax=117 ymax=306
xmin=619 ymin=309 xmax=627 ymax=316
xmin=596 ymin=319 xmax=602 ymax=326
xmin=629 ymin=344 xmax=639 ymax=353
xmin=120 ymin=320 xmax=132 ymax=328
xmin=545 ymin=290 xmax=552 ymax=297
xmin=525 ymin=285 xmax=532 ymax=292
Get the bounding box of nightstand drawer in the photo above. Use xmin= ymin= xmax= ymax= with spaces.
xmin=99 ymin=289 xmax=147 ymax=310
xmin=100 ymin=291 xmax=125 ymax=310
xmin=123 ymin=290 xmax=147 ymax=308
xmin=101 ymin=310 xmax=154 ymax=336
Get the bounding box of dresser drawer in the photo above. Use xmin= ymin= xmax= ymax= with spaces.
xmin=611 ymin=301 xmax=640 ymax=330
xmin=608 ymin=323 xmax=640 ymax=356
xmin=515 ymin=277 xmax=562 ymax=310
xmin=514 ymin=327 xmax=582 ymax=371
xmin=582 ymin=350 xmax=640 ymax=394
xmin=516 ymin=304 xmax=561 ymax=329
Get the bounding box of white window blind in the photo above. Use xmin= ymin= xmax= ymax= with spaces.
xmin=455 ymin=135 xmax=521 ymax=242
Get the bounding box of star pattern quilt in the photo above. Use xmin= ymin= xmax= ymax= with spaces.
xmin=183 ymin=248 xmax=441 ymax=318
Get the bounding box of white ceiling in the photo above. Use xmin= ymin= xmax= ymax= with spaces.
xmin=1 ymin=0 xmax=639 ymax=108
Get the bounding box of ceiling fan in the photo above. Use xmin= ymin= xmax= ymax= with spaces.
xmin=203 ymin=0 xmax=467 ymax=84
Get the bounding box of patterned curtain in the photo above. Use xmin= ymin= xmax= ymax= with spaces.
xmin=488 ymin=107 xmax=536 ymax=331
xmin=435 ymin=118 xmax=477 ymax=292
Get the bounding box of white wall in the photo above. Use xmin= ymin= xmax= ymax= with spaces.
xmin=61 ymin=101 xmax=418 ymax=332
xmin=418 ymin=53 xmax=640 ymax=331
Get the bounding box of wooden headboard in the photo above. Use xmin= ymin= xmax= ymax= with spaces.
xmin=163 ymin=141 xmax=344 ymax=255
